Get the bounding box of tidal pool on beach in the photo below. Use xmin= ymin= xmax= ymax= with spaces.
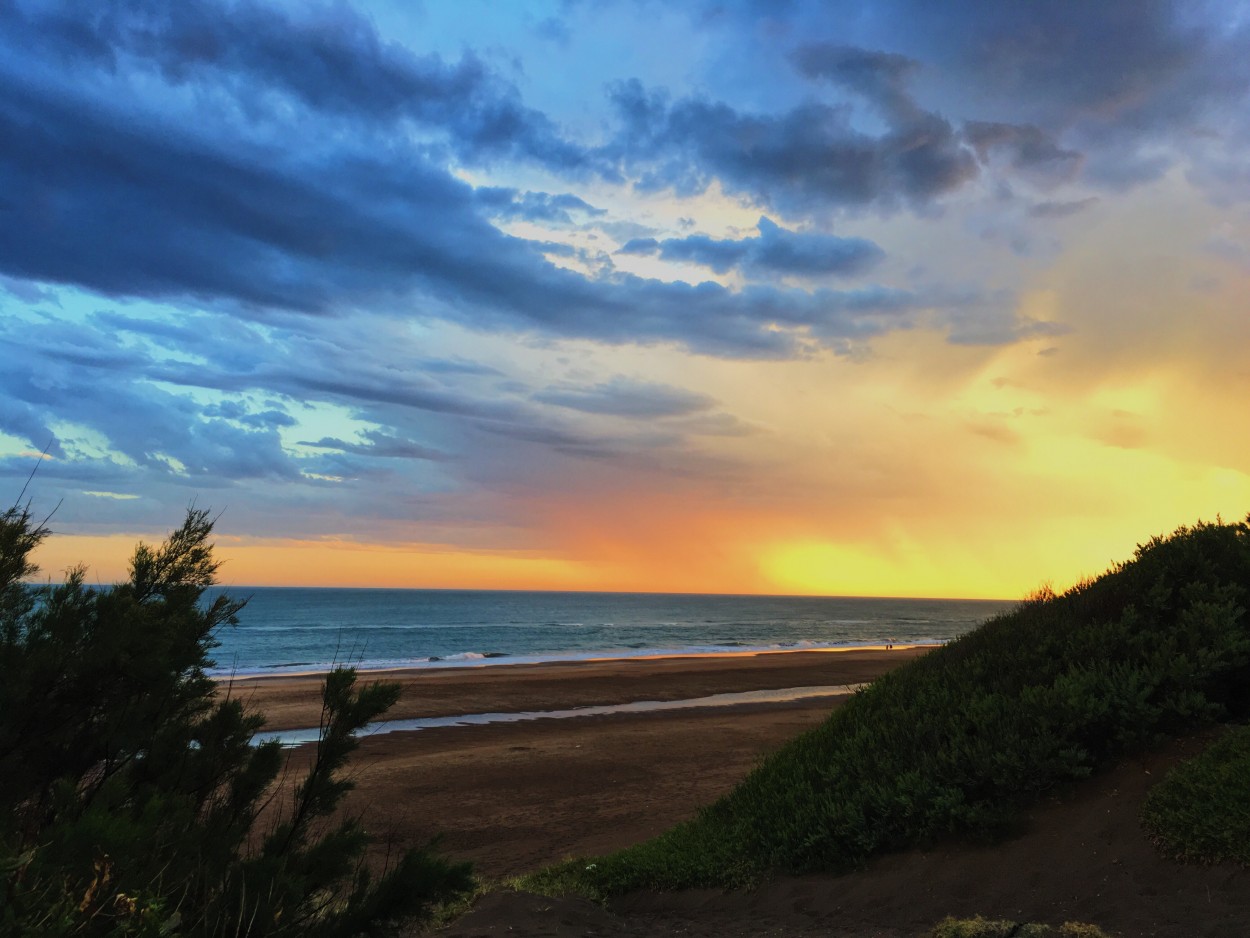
xmin=265 ymin=682 xmax=867 ymax=747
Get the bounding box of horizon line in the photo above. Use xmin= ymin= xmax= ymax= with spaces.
xmin=203 ymin=583 xmax=1019 ymax=603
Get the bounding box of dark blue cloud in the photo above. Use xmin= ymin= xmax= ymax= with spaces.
xmin=605 ymin=76 xmax=977 ymax=215
xmin=204 ymin=401 xmax=298 ymax=429
xmin=0 ymin=399 xmax=63 ymax=460
xmin=1 ymin=0 xmax=1095 ymax=371
xmin=534 ymin=378 xmax=715 ymax=419
xmin=0 ymin=275 xmax=60 ymax=305
xmin=0 ymin=337 xmax=299 ymax=485
xmin=1028 ymin=198 xmax=1100 ymax=219
xmin=302 ymin=431 xmax=445 ymax=462
xmin=0 ymin=70 xmax=543 ymax=315
xmin=878 ymin=0 xmax=1207 ymax=124
xmin=0 ymin=18 xmax=957 ymax=360
xmin=0 ymin=305 xmax=742 ymax=479
xmin=682 ymin=0 xmax=1249 ymax=198
xmin=790 ymin=43 xmax=920 ymax=122
xmin=533 ymin=15 xmax=572 ymax=46
xmin=0 ymin=0 xmax=595 ymax=175
xmin=0 ymin=307 xmax=747 ymax=537
xmin=843 ymin=0 xmax=1249 ymax=193
xmin=475 ymin=187 xmax=606 ymax=224
xmin=964 ymin=122 xmax=1083 ymax=189
xmin=618 ymin=238 xmax=660 ymax=255
xmin=619 ymin=217 xmax=883 ymax=277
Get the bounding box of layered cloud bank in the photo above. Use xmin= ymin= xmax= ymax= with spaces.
xmin=3 ymin=0 xmax=1249 ymax=596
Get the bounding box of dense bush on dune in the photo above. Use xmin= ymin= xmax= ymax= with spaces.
xmin=530 ymin=517 xmax=1250 ymax=896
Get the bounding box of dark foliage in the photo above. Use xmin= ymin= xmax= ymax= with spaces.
xmin=0 ymin=505 xmax=471 ymax=936
xmin=1141 ymin=723 xmax=1250 ymax=866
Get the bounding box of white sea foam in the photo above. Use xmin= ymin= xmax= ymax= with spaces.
xmin=208 ymin=640 xmax=945 ymax=678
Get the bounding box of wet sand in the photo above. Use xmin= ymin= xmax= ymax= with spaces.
xmin=220 ymin=645 xmax=923 ymax=731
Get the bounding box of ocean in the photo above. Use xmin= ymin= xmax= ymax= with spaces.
xmin=205 ymin=588 xmax=1014 ymax=677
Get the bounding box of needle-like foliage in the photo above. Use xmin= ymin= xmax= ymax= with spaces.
xmin=0 ymin=505 xmax=471 ymax=937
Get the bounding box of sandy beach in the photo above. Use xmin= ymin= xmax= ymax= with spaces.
xmin=222 ymin=647 xmax=922 ymax=875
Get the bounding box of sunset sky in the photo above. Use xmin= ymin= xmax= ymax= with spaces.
xmin=3 ymin=0 xmax=1249 ymax=598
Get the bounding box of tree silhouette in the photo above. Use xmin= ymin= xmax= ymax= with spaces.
xmin=0 ymin=505 xmax=471 ymax=937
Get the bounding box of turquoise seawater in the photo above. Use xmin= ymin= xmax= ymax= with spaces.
xmin=205 ymin=588 xmax=1014 ymax=676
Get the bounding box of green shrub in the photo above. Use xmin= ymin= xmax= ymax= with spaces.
xmin=1141 ymin=723 xmax=1250 ymax=865
xmin=0 ymin=505 xmax=472 ymax=937
xmin=529 ymin=517 xmax=1250 ymax=894
xmin=1057 ymin=925 xmax=1115 ymax=938
xmin=931 ymin=915 xmax=1018 ymax=937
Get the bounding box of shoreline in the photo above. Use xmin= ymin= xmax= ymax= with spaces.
xmin=222 ymin=645 xmax=928 ymax=731
xmin=210 ymin=640 xmax=936 ymax=682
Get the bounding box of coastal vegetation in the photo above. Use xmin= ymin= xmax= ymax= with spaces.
xmin=528 ymin=516 xmax=1250 ymax=896
xmin=0 ymin=505 xmax=471 ymax=937
xmin=1141 ymin=722 xmax=1250 ymax=866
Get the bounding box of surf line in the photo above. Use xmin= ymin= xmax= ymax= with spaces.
xmin=266 ymin=682 xmax=868 ymax=747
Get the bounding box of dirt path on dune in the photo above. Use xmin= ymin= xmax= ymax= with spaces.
xmin=432 ymin=732 xmax=1250 ymax=938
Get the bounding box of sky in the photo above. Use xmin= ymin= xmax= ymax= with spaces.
xmin=2 ymin=0 xmax=1249 ymax=598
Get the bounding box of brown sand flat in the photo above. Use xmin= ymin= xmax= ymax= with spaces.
xmin=345 ymin=698 xmax=843 ymax=878
xmin=252 ymin=649 xmax=920 ymax=876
